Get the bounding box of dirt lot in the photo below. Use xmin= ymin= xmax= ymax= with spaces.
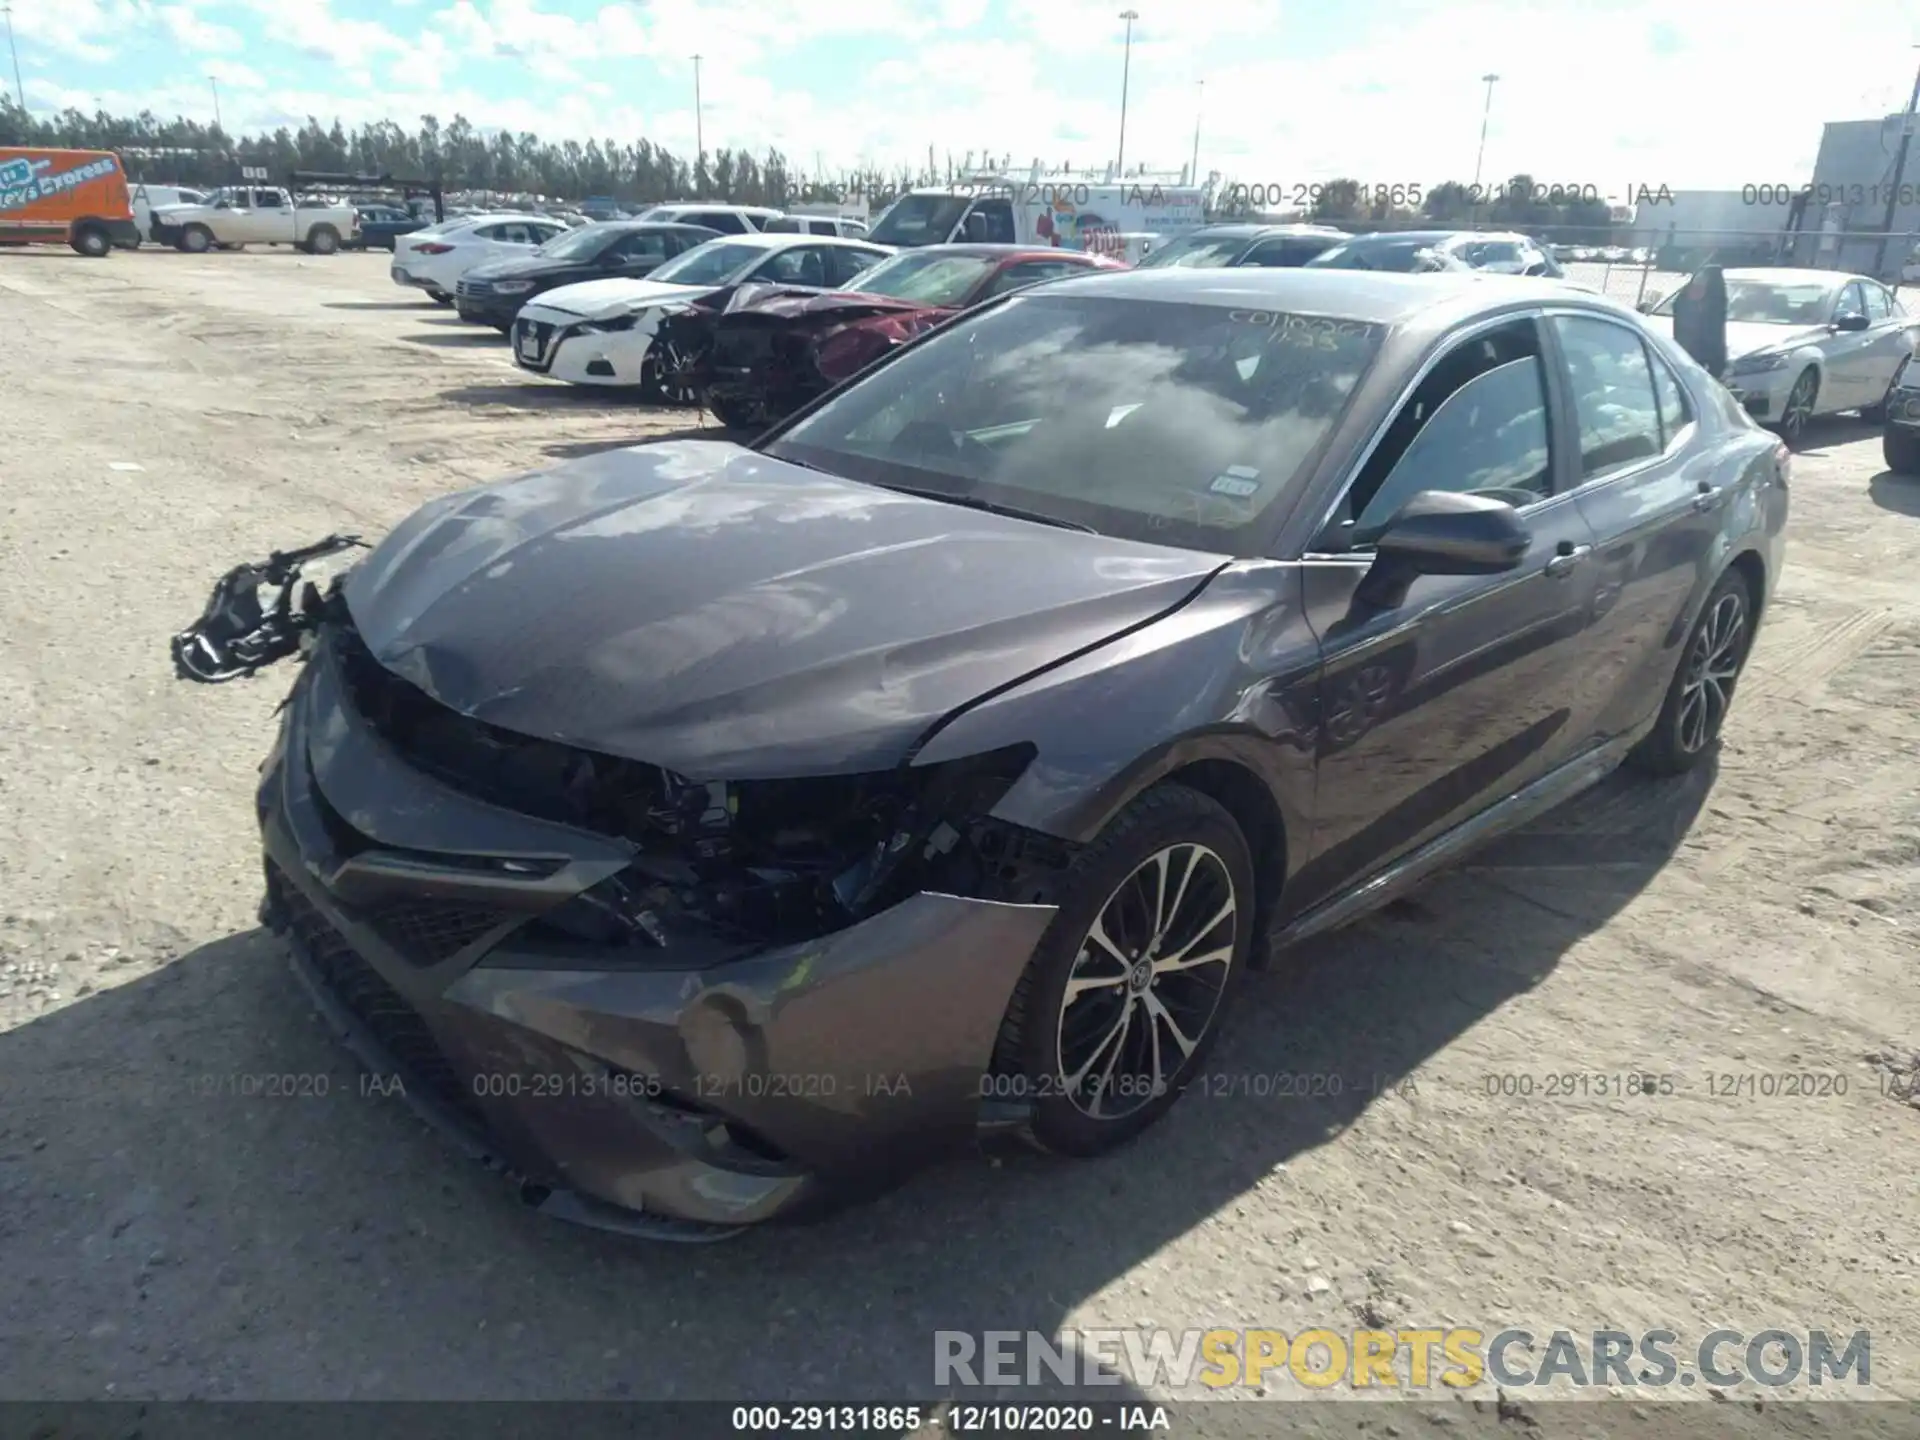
xmin=1 ymin=247 xmax=1917 ymax=1419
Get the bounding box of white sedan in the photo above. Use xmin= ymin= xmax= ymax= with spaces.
xmin=390 ymin=213 xmax=571 ymax=303
xmin=1641 ymin=267 xmax=1918 ymax=443
xmin=511 ymin=232 xmax=893 ymax=396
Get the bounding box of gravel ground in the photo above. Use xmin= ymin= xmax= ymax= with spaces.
xmin=2 ymin=247 xmax=1918 ymax=1423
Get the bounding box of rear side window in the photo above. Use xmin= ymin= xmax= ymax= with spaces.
xmin=685 ymin=211 xmax=749 ymax=233
xmin=1648 ymin=344 xmax=1693 ymax=447
xmin=1551 ymin=315 xmax=1664 ymax=479
xmin=761 ymin=216 xmax=803 ymax=232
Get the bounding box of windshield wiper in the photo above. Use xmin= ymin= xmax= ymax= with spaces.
xmin=875 ymin=484 xmax=1096 ymax=533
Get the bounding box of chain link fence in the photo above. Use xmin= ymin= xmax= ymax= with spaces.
xmin=1313 ymin=218 xmax=1920 ymax=308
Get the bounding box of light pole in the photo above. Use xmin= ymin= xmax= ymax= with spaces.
xmin=1870 ymin=48 xmax=1920 ymax=280
xmin=691 ymin=54 xmax=703 ymax=195
xmin=1471 ymin=72 xmax=1499 ymax=191
xmin=208 ymin=75 xmax=222 ymax=131
xmin=1189 ymin=79 xmax=1203 ymax=182
xmin=1115 ymin=9 xmax=1138 ymax=178
xmin=4 ymin=2 xmax=25 ymax=112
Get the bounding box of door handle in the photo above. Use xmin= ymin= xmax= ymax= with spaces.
xmin=1543 ymin=544 xmax=1591 ymax=578
xmin=1692 ymin=483 xmax=1722 ymax=513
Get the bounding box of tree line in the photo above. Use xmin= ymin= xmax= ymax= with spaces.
xmin=0 ymin=98 xmax=934 ymax=206
xmin=3 ymin=97 xmax=1620 ymax=239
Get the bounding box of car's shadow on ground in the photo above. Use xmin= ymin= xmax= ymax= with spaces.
xmin=324 ymin=300 xmax=438 ymax=312
xmin=1869 ymin=469 xmax=1920 ymax=517
xmin=438 ymin=382 xmax=632 ymax=410
xmin=1793 ymin=413 xmax=1881 ymax=455
xmin=0 ymin=760 xmax=1715 ymax=1403
xmin=401 ymin=329 xmax=506 ymax=348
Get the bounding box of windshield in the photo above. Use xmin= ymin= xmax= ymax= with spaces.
xmin=649 ymin=240 xmax=769 ymax=286
xmin=535 ymin=224 xmax=619 ymax=261
xmin=765 ymin=293 xmax=1382 ymax=555
xmin=867 ymin=194 xmax=972 ymax=247
xmin=842 ymin=251 xmax=999 ymax=304
xmin=1307 ymin=238 xmax=1470 ymax=273
xmin=1651 ymin=278 xmax=1839 ymax=325
xmin=1136 ymin=234 xmax=1253 ymax=269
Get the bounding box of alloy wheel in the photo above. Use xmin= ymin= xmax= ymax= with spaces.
xmin=651 ymin=340 xmax=700 ymax=406
xmin=1676 ymin=589 xmax=1747 ymax=754
xmin=1780 ymin=371 xmax=1816 ymax=445
xmin=1054 ymin=843 xmax=1237 ymax=1121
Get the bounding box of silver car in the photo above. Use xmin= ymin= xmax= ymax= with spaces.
xmin=1641 ymin=267 xmax=1918 ymax=443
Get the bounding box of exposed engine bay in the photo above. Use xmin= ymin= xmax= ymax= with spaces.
xmin=175 ymin=535 xmax=1077 ymax=954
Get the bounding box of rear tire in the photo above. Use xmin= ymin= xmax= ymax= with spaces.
xmin=428 ymin=290 xmax=452 ymax=306
xmin=306 ymin=225 xmax=340 ymax=256
xmin=706 ymin=393 xmax=762 ymax=430
xmin=1886 ymin=425 xmax=1920 ymax=475
xmin=1627 ymin=568 xmax=1755 ymax=777
xmin=70 ymin=225 xmax=111 ymax=258
xmin=994 ymin=784 xmax=1254 ymax=1158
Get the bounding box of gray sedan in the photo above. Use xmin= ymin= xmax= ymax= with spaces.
xmin=189 ymin=267 xmax=1787 ymax=1236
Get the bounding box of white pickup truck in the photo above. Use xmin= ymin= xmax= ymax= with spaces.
xmin=149 ymin=186 xmax=357 ymax=255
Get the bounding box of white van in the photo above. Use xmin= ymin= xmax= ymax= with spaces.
xmin=130 ymin=183 xmax=208 ymax=241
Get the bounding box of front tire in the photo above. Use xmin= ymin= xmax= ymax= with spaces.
xmin=1627 ymin=568 xmax=1755 ymax=777
xmin=1777 ymin=368 xmax=1817 ymax=449
xmin=179 ymin=225 xmax=214 ymax=255
xmin=1886 ymin=425 xmax=1920 ymax=475
xmin=706 ymin=393 xmax=762 ymax=430
xmin=998 ymin=784 xmax=1253 ymax=1157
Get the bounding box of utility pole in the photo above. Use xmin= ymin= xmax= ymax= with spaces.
xmin=4 ymin=2 xmax=25 ymax=113
xmin=1472 ymin=73 xmax=1499 ymax=191
xmin=690 ymin=54 xmax=703 ymax=196
xmin=208 ymin=75 xmax=222 ymax=131
xmin=1189 ymin=80 xmax=1203 ymax=183
xmin=1115 ymin=10 xmax=1138 ymax=178
xmin=1870 ymin=49 xmax=1920 ymax=281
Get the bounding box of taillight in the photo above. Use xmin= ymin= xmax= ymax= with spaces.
xmin=416 ymin=242 xmax=454 ymax=255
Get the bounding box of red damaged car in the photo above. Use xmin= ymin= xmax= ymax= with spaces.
xmin=698 ymin=244 xmax=1127 ymax=429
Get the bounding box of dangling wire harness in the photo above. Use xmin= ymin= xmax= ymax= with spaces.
xmin=170 ymin=534 xmax=367 ymax=683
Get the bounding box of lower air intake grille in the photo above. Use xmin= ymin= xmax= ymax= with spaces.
xmin=270 ymin=866 xmax=488 ymax=1130
xmin=367 ymin=900 xmax=515 ymax=965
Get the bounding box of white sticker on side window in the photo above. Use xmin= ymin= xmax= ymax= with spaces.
xmin=1209 ymin=466 xmax=1261 ymax=497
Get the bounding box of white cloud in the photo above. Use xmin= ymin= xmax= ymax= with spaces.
xmin=156 ymin=3 xmax=245 ymax=53
xmin=7 ymin=0 xmax=139 ymax=63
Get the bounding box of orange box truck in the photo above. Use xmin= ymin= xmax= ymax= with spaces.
xmin=0 ymin=147 xmax=141 ymax=256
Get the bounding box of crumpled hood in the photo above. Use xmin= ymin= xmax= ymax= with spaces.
xmin=524 ymin=276 xmax=715 ymax=320
xmin=1641 ymin=316 xmax=1828 ymax=362
xmin=342 ymin=442 xmax=1226 ymax=778
xmin=729 ymin=288 xmax=936 ymax=323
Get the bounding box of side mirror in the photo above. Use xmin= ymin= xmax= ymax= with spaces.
xmin=1833 ymin=312 xmax=1870 ymax=333
xmin=1355 ymin=490 xmax=1532 ymax=609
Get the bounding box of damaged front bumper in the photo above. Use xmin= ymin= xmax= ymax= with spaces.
xmin=257 ymin=641 xmax=1058 ymax=1236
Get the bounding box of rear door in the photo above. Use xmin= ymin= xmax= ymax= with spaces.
xmin=1292 ymin=313 xmax=1604 ymax=899
xmin=1858 ymin=282 xmax=1919 ymax=404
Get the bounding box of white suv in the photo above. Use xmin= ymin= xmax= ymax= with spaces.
xmin=632 ymin=203 xmax=783 ymax=234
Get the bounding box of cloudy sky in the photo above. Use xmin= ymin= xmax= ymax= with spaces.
xmin=7 ymin=0 xmax=1918 ymax=190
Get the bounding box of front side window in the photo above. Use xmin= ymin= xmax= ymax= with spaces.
xmin=1551 ymin=314 xmax=1663 ymax=480
xmin=766 ymin=294 xmax=1383 ymax=556
xmin=1329 ymin=320 xmax=1553 ymax=544
xmin=867 ymin=194 xmax=972 ymax=246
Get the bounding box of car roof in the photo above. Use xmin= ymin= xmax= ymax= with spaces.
xmin=447 ymin=211 xmax=559 ymax=227
xmin=649 ymin=202 xmax=783 ymax=215
xmin=887 ymin=243 xmax=1098 ymax=261
xmin=1039 ymin=266 xmax=1627 ymax=328
xmin=598 ymin=220 xmax=722 ymax=236
xmin=1721 ymin=267 xmax=1856 ymax=286
xmin=1191 ymin=223 xmax=1346 ymax=238
xmin=693 ymin=231 xmax=888 ymax=251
